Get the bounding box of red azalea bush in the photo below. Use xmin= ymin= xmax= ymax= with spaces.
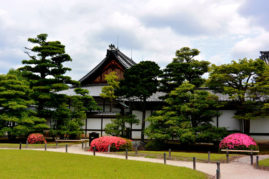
xmin=90 ymin=136 xmax=132 ymax=152
xmin=219 ymin=133 xmax=258 ymax=150
xmin=27 ymin=133 xmax=47 ymax=144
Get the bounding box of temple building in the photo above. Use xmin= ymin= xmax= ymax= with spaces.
xmin=59 ymin=45 xmax=269 ymax=142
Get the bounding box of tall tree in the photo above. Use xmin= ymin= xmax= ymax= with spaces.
xmin=0 ymin=72 xmax=48 ymax=138
xmin=117 ymin=61 xmax=161 ymax=141
xmin=146 ymin=82 xmax=226 ymax=144
xmin=160 ymin=47 xmax=210 ymax=94
xmin=19 ymin=34 xmax=78 ymax=132
xmin=100 ymin=72 xmax=119 ymax=112
xmin=206 ymin=58 xmax=266 ymax=133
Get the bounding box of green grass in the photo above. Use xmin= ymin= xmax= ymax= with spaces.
xmin=116 ymin=150 xmax=240 ymax=162
xmin=0 ymin=143 xmax=77 ymax=148
xmin=0 ymin=150 xmax=207 ymax=179
xmin=259 ymin=158 xmax=269 ymax=167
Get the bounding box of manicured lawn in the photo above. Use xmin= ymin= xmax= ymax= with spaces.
xmin=259 ymin=158 xmax=269 ymax=167
xmin=0 ymin=143 xmax=78 ymax=148
xmin=0 ymin=150 xmax=207 ymax=179
xmin=116 ymin=150 xmax=240 ymax=162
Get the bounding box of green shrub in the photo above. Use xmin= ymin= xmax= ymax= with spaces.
xmin=145 ymin=140 xmax=165 ymax=151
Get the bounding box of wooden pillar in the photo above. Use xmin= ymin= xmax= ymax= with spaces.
xmin=216 ymin=114 xmax=219 ymax=128
xmin=85 ymin=118 xmax=87 ymax=136
xmin=101 ymin=117 xmax=103 ymax=137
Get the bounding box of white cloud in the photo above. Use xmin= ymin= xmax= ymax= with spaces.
xmin=0 ymin=0 xmax=268 ymax=79
xmin=232 ymin=30 xmax=269 ymax=59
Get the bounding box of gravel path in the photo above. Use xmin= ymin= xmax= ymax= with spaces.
xmin=2 ymin=145 xmax=269 ymax=179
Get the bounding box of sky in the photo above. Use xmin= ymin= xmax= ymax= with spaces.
xmin=0 ymin=0 xmax=269 ymax=80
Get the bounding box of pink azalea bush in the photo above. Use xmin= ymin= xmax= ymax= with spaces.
xmin=90 ymin=136 xmax=132 ymax=152
xmin=219 ymin=133 xmax=258 ymax=150
xmin=27 ymin=133 xmax=47 ymax=144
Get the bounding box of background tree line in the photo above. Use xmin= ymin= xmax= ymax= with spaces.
xmin=1 ymin=33 xmax=269 ymax=144
xmin=106 ymin=47 xmax=269 ymax=145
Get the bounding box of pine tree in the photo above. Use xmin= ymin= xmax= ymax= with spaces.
xmin=146 ymin=82 xmax=226 ymax=144
xmin=20 ymin=34 xmax=78 ymax=119
xmin=117 ymin=61 xmax=161 ymax=141
xmin=160 ymin=47 xmax=209 ymax=94
xmin=19 ymin=34 xmax=80 ymax=136
xmin=0 ymin=72 xmax=48 ymax=138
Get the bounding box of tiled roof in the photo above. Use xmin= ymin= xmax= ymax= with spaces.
xmin=58 ymin=86 xmax=232 ymax=102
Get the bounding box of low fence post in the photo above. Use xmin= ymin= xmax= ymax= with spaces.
xmin=26 ymin=140 xmax=28 ymax=148
xmin=208 ymin=151 xmax=210 ymax=163
xmin=193 ymin=157 xmax=196 ymax=170
xmin=216 ymin=169 xmax=220 ymax=179
xmin=216 ymin=161 xmax=220 ymax=178
xmin=19 ymin=142 xmax=22 ymax=150
xmin=45 ymin=143 xmax=47 ymax=151
xmin=108 ymin=145 xmax=110 ymax=152
xmin=169 ymin=148 xmax=171 ymax=159
xmin=135 ymin=145 xmax=138 ymax=155
xmin=93 ymin=147 xmax=96 ymax=156
xmin=256 ymin=156 xmax=259 ymax=168
xmin=164 ymin=153 xmax=166 ymax=165
xmin=125 ymin=149 xmax=128 ymax=160
xmin=65 ymin=144 xmax=68 ymax=153
xmin=250 ymin=150 xmax=253 ymax=165
xmin=226 ymin=150 xmax=229 ymax=163
xmin=82 ymin=142 xmax=84 ymax=149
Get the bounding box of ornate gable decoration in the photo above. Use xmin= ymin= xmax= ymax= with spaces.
xmin=79 ymin=45 xmax=136 ymax=86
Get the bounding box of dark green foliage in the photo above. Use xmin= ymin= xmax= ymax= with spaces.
xmin=194 ymin=125 xmax=228 ymax=144
xmin=19 ymin=34 xmax=97 ymax=138
xmin=19 ymin=33 xmax=78 ymax=119
xmin=117 ymin=61 xmax=162 ymax=141
xmin=51 ymin=88 xmax=99 ymax=138
xmin=105 ymin=114 xmax=139 ymax=137
xmin=0 ymin=73 xmax=48 ymax=137
xmin=206 ymin=58 xmax=267 ymax=133
xmin=146 ymin=82 xmax=225 ymax=144
xmin=160 ymin=47 xmax=210 ymax=94
xmin=145 ymin=140 xmax=166 ymax=151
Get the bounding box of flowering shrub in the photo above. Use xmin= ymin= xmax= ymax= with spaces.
xmin=27 ymin=133 xmax=47 ymax=144
xmin=90 ymin=136 xmax=132 ymax=152
xmin=219 ymin=133 xmax=258 ymax=150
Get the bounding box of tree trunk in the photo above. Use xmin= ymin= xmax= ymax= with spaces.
xmin=109 ymin=99 xmax=112 ymax=112
xmin=141 ymin=97 xmax=146 ymax=142
xmin=243 ymin=120 xmax=250 ymax=134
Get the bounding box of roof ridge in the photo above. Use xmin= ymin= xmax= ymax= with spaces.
xmin=117 ymin=49 xmax=136 ymax=66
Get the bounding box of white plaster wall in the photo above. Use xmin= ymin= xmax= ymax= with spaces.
xmin=250 ymin=118 xmax=269 ymax=133
xmin=132 ymin=110 xmax=152 ymax=129
xmin=218 ymin=110 xmax=240 ymax=130
xmin=251 ymin=135 xmax=269 ymax=143
xmin=132 ymin=131 xmax=141 ymax=139
xmin=102 ymin=118 xmax=113 ymax=129
xmin=112 ymin=107 xmax=121 ymax=113
xmin=87 ymin=118 xmax=101 ymax=129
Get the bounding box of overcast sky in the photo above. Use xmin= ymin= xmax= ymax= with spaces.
xmin=0 ymin=0 xmax=268 ymax=80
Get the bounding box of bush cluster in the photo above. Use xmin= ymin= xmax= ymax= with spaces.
xmin=27 ymin=133 xmax=47 ymax=144
xmin=219 ymin=133 xmax=258 ymax=150
xmin=90 ymin=136 xmax=132 ymax=152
